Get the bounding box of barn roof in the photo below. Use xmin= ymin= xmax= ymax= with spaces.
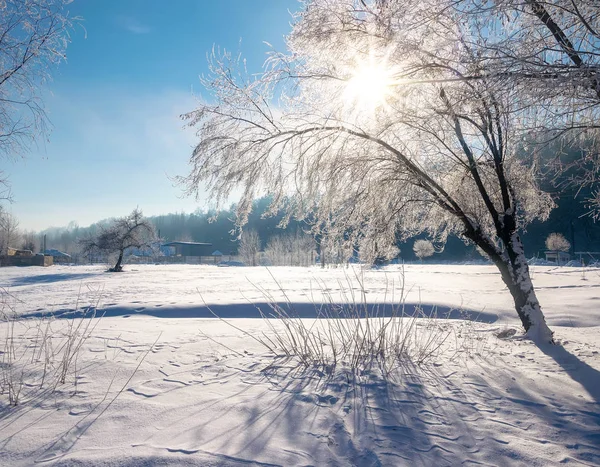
xmin=44 ymin=249 xmax=71 ymax=258
xmin=162 ymin=242 xmax=212 ymax=247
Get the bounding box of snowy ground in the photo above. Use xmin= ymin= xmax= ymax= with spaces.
xmin=0 ymin=264 xmax=599 ymax=466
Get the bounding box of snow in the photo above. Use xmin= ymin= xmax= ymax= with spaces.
xmin=1 ymin=264 xmax=599 ymax=466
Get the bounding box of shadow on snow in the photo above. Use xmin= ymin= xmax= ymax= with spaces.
xmin=539 ymin=343 xmax=600 ymax=407
xmin=20 ymin=302 xmax=498 ymax=323
xmin=4 ymin=273 xmax=103 ymax=287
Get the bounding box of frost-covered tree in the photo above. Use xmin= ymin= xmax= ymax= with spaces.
xmin=545 ymin=233 xmax=571 ymax=253
xmin=413 ymin=240 xmax=435 ymax=261
xmin=0 ymin=0 xmax=75 ymax=195
xmin=435 ymin=0 xmax=600 ymax=217
xmin=0 ymin=209 xmax=19 ymax=255
xmin=181 ymin=0 xmax=555 ymax=342
xmin=21 ymin=231 xmax=37 ymax=253
xmin=79 ymin=209 xmax=156 ymax=272
xmin=238 ymin=229 xmax=261 ymax=266
xmin=359 ymin=239 xmax=399 ymax=267
xmin=265 ymin=231 xmax=315 ymax=266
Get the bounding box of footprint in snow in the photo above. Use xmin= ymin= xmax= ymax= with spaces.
xmin=296 ymin=393 xmax=339 ymax=406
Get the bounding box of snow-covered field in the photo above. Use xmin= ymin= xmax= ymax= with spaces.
xmin=0 ymin=264 xmax=599 ymax=466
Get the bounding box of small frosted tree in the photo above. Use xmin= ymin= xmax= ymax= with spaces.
xmin=265 ymin=235 xmax=286 ymax=266
xmin=79 ymin=208 xmax=156 ymax=272
xmin=21 ymin=231 xmax=37 ymax=252
xmin=358 ymin=238 xmax=399 ymax=267
xmin=545 ymin=233 xmax=570 ymax=253
xmin=413 ymin=240 xmax=435 ymax=262
xmin=238 ymin=229 xmax=261 ymax=266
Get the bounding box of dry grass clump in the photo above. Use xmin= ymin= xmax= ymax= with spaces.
xmin=206 ymin=269 xmax=483 ymax=375
xmin=0 ymin=289 xmax=103 ymax=406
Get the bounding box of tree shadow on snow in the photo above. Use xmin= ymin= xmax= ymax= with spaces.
xmin=5 ymin=273 xmax=102 ymax=287
xmin=424 ymin=355 xmax=600 ymax=466
xmin=539 ymin=343 xmax=600 ymax=406
xmin=126 ymin=359 xmax=450 ymax=466
xmin=21 ymin=301 xmax=498 ymax=324
xmin=25 ymin=343 xmax=599 ymax=465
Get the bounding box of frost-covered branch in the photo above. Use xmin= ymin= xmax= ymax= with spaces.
xmin=182 ymin=0 xmax=557 ymax=341
xmin=0 ymin=0 xmax=75 ymax=158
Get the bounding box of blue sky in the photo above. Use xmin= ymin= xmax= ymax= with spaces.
xmin=8 ymin=0 xmax=298 ymax=230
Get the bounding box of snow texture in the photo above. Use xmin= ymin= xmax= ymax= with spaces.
xmin=0 ymin=264 xmax=599 ymax=466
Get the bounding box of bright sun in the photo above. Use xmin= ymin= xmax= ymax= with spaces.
xmin=344 ymin=62 xmax=394 ymax=114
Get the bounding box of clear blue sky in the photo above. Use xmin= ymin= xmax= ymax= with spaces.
xmin=8 ymin=0 xmax=298 ymax=231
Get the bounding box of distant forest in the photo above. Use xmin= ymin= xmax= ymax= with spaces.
xmin=26 ymin=144 xmax=600 ymax=264
xmin=35 ymin=193 xmax=599 ymax=264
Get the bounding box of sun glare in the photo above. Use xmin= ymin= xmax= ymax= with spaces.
xmin=344 ymin=62 xmax=394 ymax=114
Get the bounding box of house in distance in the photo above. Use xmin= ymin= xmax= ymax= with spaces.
xmin=161 ymin=241 xmax=225 ymax=264
xmin=162 ymin=241 xmax=214 ymax=257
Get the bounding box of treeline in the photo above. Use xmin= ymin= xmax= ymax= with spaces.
xmin=31 ymin=197 xmax=318 ymax=262
xmin=150 ymin=197 xmax=298 ymax=254
xmin=30 ymin=195 xmax=600 ymax=265
xmin=520 ymin=144 xmax=600 ymax=258
xmin=8 ymin=143 xmax=600 ymax=264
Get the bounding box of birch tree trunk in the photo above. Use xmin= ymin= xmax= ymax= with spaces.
xmin=499 ymin=235 xmax=553 ymax=343
xmin=468 ymin=223 xmax=554 ymax=343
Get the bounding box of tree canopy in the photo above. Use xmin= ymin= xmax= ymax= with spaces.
xmin=179 ymin=0 xmax=596 ymax=342
xmin=0 ymin=0 xmax=75 ymax=197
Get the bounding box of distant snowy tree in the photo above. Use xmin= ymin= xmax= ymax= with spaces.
xmin=79 ymin=208 xmax=156 ymax=272
xmin=413 ymin=240 xmax=435 ymax=261
xmin=181 ymin=0 xmax=556 ymax=342
xmin=264 ymin=235 xmax=285 ymax=265
xmin=238 ymin=229 xmax=261 ymax=266
xmin=265 ymin=231 xmax=315 ymax=266
xmin=21 ymin=231 xmax=37 ymax=253
xmin=545 ymin=233 xmax=571 ymax=253
xmin=359 ymin=238 xmax=399 ymax=267
xmin=0 ymin=209 xmax=19 ymax=255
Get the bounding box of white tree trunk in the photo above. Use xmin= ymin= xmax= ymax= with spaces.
xmin=498 ymin=233 xmax=554 ymax=343
xmin=469 ymin=226 xmax=554 ymax=344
